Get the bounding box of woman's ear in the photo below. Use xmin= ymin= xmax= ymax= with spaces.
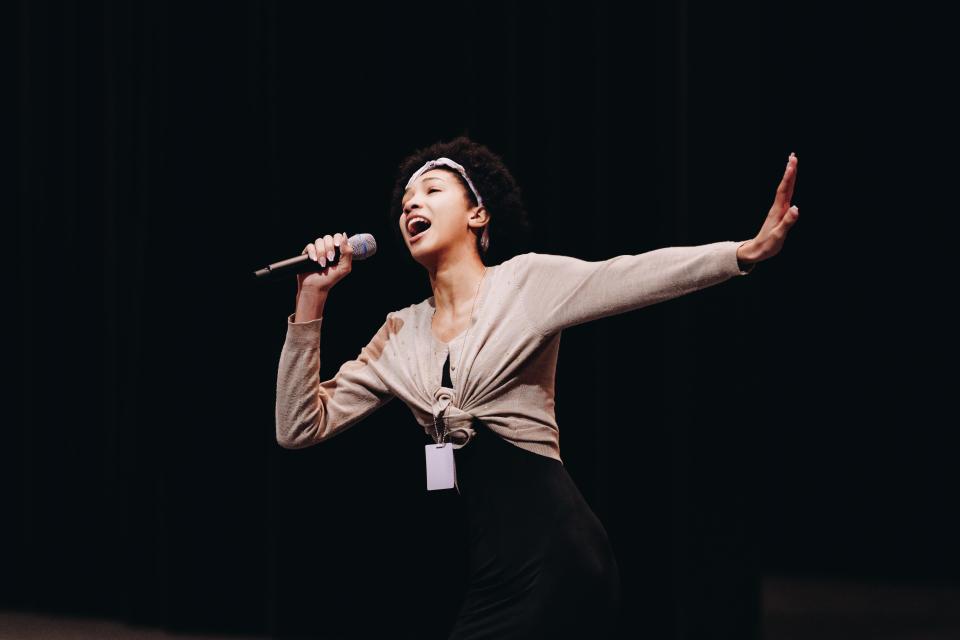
xmin=470 ymin=205 xmax=489 ymax=228
xmin=471 ymin=206 xmax=491 ymax=254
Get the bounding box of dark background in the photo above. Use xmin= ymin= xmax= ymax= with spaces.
xmin=5 ymin=1 xmax=953 ymax=638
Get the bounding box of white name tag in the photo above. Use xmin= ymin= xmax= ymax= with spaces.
xmin=425 ymin=443 xmax=458 ymax=492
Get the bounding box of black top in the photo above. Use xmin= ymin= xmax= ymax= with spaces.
xmin=442 ymin=352 xmax=453 ymax=388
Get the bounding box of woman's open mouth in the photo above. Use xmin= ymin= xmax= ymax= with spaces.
xmin=408 ymin=217 xmax=432 ymax=243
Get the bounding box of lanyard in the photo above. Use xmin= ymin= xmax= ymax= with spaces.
xmin=433 ymin=405 xmax=448 ymax=445
xmin=430 ymin=266 xmax=486 ymax=447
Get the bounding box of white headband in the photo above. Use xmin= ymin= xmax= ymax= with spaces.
xmin=405 ymin=157 xmax=484 ymax=208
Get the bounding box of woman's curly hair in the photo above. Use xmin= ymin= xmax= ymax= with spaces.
xmin=387 ymin=136 xmax=532 ymax=266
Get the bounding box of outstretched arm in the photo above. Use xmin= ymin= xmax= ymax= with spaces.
xmin=515 ymin=241 xmax=753 ymax=336
xmin=515 ymin=153 xmax=800 ymax=336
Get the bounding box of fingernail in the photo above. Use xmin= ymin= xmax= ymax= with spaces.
xmin=328 ymin=250 xmax=335 ymax=261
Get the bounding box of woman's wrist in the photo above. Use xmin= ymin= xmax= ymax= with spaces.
xmin=736 ymin=240 xmax=757 ymax=272
xmin=294 ymin=286 xmax=329 ymax=323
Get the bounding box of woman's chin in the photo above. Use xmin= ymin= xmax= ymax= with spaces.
xmin=408 ymin=233 xmax=443 ymax=264
xmin=411 ymin=246 xmax=437 ymax=262
xmin=408 ymin=230 xmax=434 ymax=252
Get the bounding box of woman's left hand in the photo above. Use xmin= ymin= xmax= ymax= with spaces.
xmin=737 ymin=153 xmax=799 ymax=265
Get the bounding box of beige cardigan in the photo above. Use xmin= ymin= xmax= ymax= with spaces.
xmin=276 ymin=240 xmax=753 ymax=462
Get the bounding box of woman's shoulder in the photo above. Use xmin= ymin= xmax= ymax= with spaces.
xmin=494 ymin=251 xmax=537 ymax=279
xmin=496 ymin=251 xmax=571 ymax=286
xmin=501 ymin=251 xmax=538 ymax=266
xmin=500 ymin=251 xmax=566 ymax=268
xmin=385 ymin=298 xmax=431 ymax=326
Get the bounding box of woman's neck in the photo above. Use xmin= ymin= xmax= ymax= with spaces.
xmin=427 ymin=249 xmax=487 ymax=320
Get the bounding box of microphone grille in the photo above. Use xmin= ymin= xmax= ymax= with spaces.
xmin=348 ymin=233 xmax=377 ymax=260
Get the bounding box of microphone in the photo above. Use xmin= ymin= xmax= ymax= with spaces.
xmin=253 ymin=233 xmax=377 ymax=281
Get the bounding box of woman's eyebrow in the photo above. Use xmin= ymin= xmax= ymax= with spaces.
xmin=403 ymin=176 xmax=446 ymax=194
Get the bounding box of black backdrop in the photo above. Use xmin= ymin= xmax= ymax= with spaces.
xmin=5 ymin=1 xmax=954 ymax=638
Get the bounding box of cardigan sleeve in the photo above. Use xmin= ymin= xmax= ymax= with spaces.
xmin=515 ymin=240 xmax=753 ymax=336
xmin=275 ymin=312 xmax=395 ymax=449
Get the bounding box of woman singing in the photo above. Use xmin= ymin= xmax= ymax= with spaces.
xmin=275 ymin=137 xmax=799 ymax=639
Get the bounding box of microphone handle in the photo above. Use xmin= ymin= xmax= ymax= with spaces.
xmin=253 ymin=245 xmax=346 ymax=280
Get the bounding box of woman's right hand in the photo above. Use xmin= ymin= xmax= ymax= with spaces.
xmin=297 ymin=232 xmax=353 ymax=292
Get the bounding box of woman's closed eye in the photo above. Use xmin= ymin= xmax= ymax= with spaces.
xmin=401 ymin=188 xmax=441 ymax=214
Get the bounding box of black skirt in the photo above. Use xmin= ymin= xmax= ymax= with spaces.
xmin=442 ymin=416 xmax=622 ymax=640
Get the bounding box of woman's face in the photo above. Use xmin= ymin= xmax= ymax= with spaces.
xmin=399 ymin=168 xmax=480 ymax=263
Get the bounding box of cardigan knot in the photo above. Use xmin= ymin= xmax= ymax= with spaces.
xmin=432 ymin=386 xmax=477 ymax=447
